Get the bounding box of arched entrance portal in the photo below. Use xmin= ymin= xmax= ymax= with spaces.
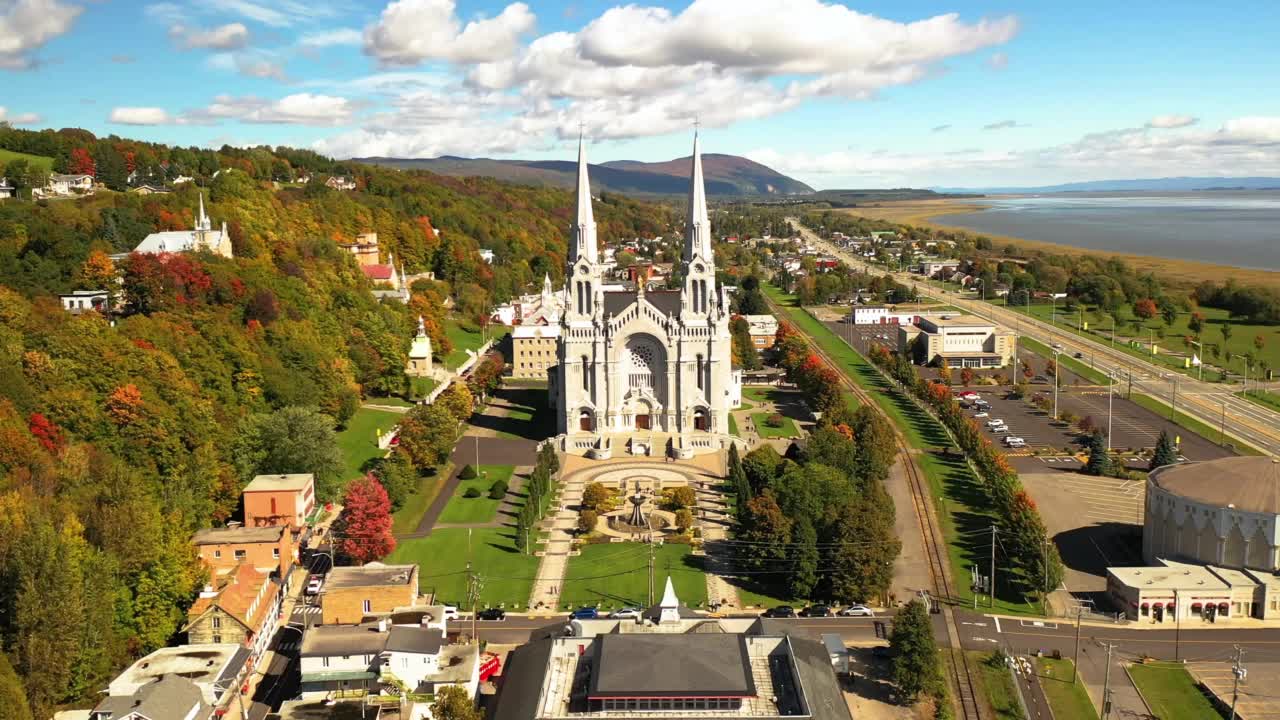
xmin=693 ymin=407 xmax=709 ymax=431
xmin=618 ymin=334 xmax=667 ymax=431
xmin=579 ymin=409 xmax=594 ymax=432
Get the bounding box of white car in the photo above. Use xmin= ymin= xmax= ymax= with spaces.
xmin=973 ymin=411 xmax=989 ymax=418
xmin=839 ymin=605 xmax=875 ymax=617
xmin=1003 ymin=436 xmax=1026 ymax=445
xmin=305 ymin=576 xmax=324 ymax=596
xmin=986 ymin=419 xmax=1006 ymax=428
xmin=441 ymin=605 xmax=460 ymax=621
xmin=993 ymin=426 xmax=1011 ymax=434
xmin=610 ymin=607 xmax=643 ymax=619
xmin=961 ymin=392 xmax=980 ymax=401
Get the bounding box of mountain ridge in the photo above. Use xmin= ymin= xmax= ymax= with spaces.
xmin=354 ymin=153 xmax=815 ymax=197
xmin=933 ymin=176 xmax=1280 ymax=194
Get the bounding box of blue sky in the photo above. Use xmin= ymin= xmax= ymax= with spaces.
xmin=3 ymin=0 xmax=1279 ymax=188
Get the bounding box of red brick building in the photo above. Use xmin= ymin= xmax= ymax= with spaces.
xmin=243 ymin=473 xmax=316 ymax=529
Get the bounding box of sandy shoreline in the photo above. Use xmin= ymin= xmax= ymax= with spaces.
xmin=836 ymin=198 xmax=1280 ymax=287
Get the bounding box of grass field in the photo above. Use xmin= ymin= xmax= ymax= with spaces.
xmin=972 ymin=652 xmax=1023 ymax=720
xmin=766 ymin=282 xmax=1042 ymax=614
xmin=388 ymin=526 xmax=538 ymax=607
xmin=1127 ymin=662 xmax=1223 ymax=720
xmin=561 ymin=543 xmax=707 ymax=610
xmin=743 ymin=386 xmax=777 ymax=404
xmin=727 ymin=413 xmax=739 ymax=436
xmin=0 ymin=148 xmax=54 ymax=172
xmin=336 ymin=407 xmax=401 ymax=482
xmin=752 ymin=411 xmax=799 ymax=438
xmin=1035 ymin=658 xmax=1099 ymax=720
xmin=442 ymin=319 xmax=488 ymax=370
xmin=996 ymin=300 xmax=1280 ymax=383
xmin=410 ymin=376 xmax=438 ymax=398
xmin=436 ymin=465 xmax=515 ymax=525
xmin=390 ymin=463 xmax=449 ymax=536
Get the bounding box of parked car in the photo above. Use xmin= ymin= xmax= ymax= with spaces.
xmin=1074 ymin=352 xmax=1084 ymax=359
xmin=305 ymin=576 xmax=323 ymax=596
xmin=763 ymin=606 xmax=797 ymax=618
xmin=1005 ymin=439 xmax=1026 ymax=448
xmin=986 ymin=419 xmax=1006 ymax=427
xmin=477 ymin=608 xmax=506 ymax=621
xmin=974 ymin=399 xmax=991 ymax=409
xmin=839 ymin=605 xmax=875 ymax=617
xmin=609 ymin=607 xmax=643 ymax=619
xmin=442 ymin=605 xmax=460 ymax=621
xmin=993 ymin=426 xmax=1011 ymax=434
xmin=961 ymin=392 xmax=980 ymax=401
xmin=1003 ymin=436 xmax=1026 ymax=446
xmin=570 ymin=607 xmax=599 ymax=620
xmin=800 ymin=605 xmax=832 ymax=617
xmin=1032 ymin=375 xmax=1050 ymax=384
xmin=973 ymin=411 xmax=989 ymax=418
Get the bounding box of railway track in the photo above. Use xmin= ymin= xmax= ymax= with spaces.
xmin=764 ymin=295 xmax=983 ymax=720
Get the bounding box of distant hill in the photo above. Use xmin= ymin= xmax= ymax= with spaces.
xmin=354 ymin=153 xmax=815 ymax=197
xmin=934 ymin=177 xmax=1280 ymax=194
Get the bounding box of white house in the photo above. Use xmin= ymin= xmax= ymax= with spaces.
xmin=37 ymin=173 xmax=93 ymax=197
xmin=325 ymin=176 xmax=357 ymax=191
xmin=60 ymin=290 xmax=110 ymax=315
xmin=0 ymin=177 xmax=14 ymax=200
xmin=478 ymin=248 xmax=495 ymax=264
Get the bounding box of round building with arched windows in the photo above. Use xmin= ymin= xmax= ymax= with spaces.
xmin=1144 ymin=456 xmax=1280 ymax=570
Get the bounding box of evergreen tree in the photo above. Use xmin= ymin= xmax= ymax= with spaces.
xmin=889 ymin=600 xmax=944 ymax=702
xmin=1150 ymin=430 xmax=1178 ymax=470
xmin=727 ymin=443 xmax=752 ymax=521
xmin=0 ymin=654 xmax=32 ymax=720
xmin=1085 ymin=430 xmax=1111 ymax=476
xmin=788 ymin=516 xmax=820 ymax=600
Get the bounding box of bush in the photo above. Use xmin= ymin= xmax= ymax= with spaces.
xmin=458 ymin=464 xmax=477 ymax=479
xmin=582 ymin=482 xmax=610 ymax=511
xmin=765 ymin=413 xmax=784 ymax=428
xmin=488 ymin=480 xmax=508 ymax=500
xmin=463 ymin=487 xmax=482 ymax=498
xmin=578 ymin=509 xmax=598 ymax=535
xmin=674 ymin=508 xmax=694 ymax=533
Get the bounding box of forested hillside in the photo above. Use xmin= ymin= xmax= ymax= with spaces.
xmin=0 ymin=125 xmax=675 ymax=717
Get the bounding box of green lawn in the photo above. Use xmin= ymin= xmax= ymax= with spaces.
xmin=410 ymin=376 xmax=438 ymax=398
xmin=1127 ymin=662 xmax=1223 ymax=720
xmin=732 ymin=583 xmax=800 ymax=610
xmin=391 ymin=463 xmax=450 ymax=536
xmin=973 ymin=652 xmax=1023 ymax=720
xmin=765 ymin=283 xmax=1042 ymax=614
xmin=743 ymin=386 xmax=778 ymax=404
xmin=436 ymin=465 xmax=515 ymax=525
xmin=0 ymin=148 xmax=54 ymax=172
xmin=366 ymin=395 xmax=416 ymax=408
xmin=442 ymin=319 xmax=505 ymax=370
xmin=336 ymin=407 xmax=401 ymax=482
xmin=1240 ymin=389 xmax=1280 ymax=413
xmin=561 ymin=543 xmax=707 ymax=610
xmin=388 ymin=527 xmax=538 ymax=607
xmin=752 ymin=411 xmax=799 ymax=438
xmin=727 ymin=413 xmax=739 ymax=436
xmin=1036 ymin=658 xmax=1099 ymax=720
xmin=995 ymin=299 xmax=1280 ymax=384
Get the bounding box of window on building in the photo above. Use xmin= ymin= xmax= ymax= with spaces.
xmin=363 ymin=599 xmax=371 ymax=613
xmin=234 ymin=549 xmax=246 ymax=560
xmin=696 ymin=355 xmax=704 ymax=389
xmin=212 ymin=616 xmax=222 ymax=628
xmin=213 ymin=635 xmax=222 ymax=643
xmin=322 ymin=657 xmax=330 ymax=667
xmin=273 ymin=548 xmax=280 ymax=558
xmin=214 ymin=550 xmax=222 ymax=559
xmin=270 ymin=497 xmax=277 ymax=515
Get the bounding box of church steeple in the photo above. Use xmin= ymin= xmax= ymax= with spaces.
xmin=569 ymin=133 xmax=598 ymax=265
xmin=683 ymin=131 xmax=711 ymax=262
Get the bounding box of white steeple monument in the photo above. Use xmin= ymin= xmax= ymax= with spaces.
xmin=681 ymin=131 xmax=717 ymax=318
xmin=658 ymin=577 xmax=681 ymax=624
xmin=566 ymin=131 xmax=602 ymax=321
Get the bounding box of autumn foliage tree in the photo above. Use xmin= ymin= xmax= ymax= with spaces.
xmin=1133 ymin=298 xmax=1158 ymax=320
xmin=67 ymin=147 xmax=95 ymax=176
xmin=336 ymin=474 xmax=396 ymax=563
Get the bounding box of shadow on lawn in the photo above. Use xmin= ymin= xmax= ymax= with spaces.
xmin=469 ymin=387 xmax=555 ymax=441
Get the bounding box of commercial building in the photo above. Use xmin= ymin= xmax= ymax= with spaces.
xmin=192 ymin=525 xmax=294 ymax=579
xmin=1106 ymin=559 xmax=1280 ymax=622
xmin=299 ymin=620 xmax=478 ymax=702
xmin=1143 ymin=457 xmax=1280 ymax=571
xmin=897 ymin=314 xmax=1016 ymax=368
xmin=487 ymin=580 xmax=850 ymax=720
xmin=511 ymin=324 xmax=561 ymax=379
xmin=184 ymin=562 xmax=283 ymax=664
xmin=917 ymin=259 xmax=960 ymax=277
xmin=848 ymin=306 xmax=922 ymax=325
xmin=740 ymin=314 xmax=778 ymax=351
xmin=242 ymin=473 xmax=316 ymax=529
xmin=321 ymin=562 xmax=419 ymax=625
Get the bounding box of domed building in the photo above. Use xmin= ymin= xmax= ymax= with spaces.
xmin=1144 ymin=456 xmax=1280 ymax=570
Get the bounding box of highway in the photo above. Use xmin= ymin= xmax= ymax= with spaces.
xmin=788 ymin=218 xmax=1280 ymax=457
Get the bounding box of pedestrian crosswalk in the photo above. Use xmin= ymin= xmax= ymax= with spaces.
xmin=275 ymin=640 xmax=299 ymax=653
xmin=293 ymin=605 xmax=321 ymax=616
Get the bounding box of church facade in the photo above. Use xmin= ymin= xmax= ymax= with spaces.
xmin=552 ymin=134 xmax=740 ymax=459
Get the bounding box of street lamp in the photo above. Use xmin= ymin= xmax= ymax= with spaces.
xmin=1053 ymin=344 xmax=1062 ymax=422
xmin=1107 ymin=369 xmax=1116 ymax=452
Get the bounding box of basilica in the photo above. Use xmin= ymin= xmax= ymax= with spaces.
xmin=551 ymin=134 xmax=740 ymax=459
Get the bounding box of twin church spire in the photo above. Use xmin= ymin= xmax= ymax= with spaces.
xmin=567 ymin=131 xmax=712 ymax=269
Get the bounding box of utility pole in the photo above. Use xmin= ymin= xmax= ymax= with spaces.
xmin=1101 ymin=642 xmax=1116 ymax=720
xmin=647 ymin=543 xmax=655 ymax=607
xmin=989 ymin=524 xmax=997 ymax=608
xmin=1230 ymin=645 xmax=1246 ymax=720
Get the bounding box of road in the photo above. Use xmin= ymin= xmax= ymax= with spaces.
xmin=789 ymin=218 xmax=1280 ymax=456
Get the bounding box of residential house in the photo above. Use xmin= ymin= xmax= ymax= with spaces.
xmin=478 ymin=248 xmax=495 ymax=264
xmin=0 ymin=177 xmax=14 ymax=200
xmin=60 ymin=290 xmax=110 ymax=315
xmin=38 ymin=173 xmax=94 ymax=197
xmin=740 ymin=314 xmax=778 ymax=351
xmin=91 ymin=644 xmax=249 ymax=720
xmin=326 ymin=176 xmax=357 ymax=191
xmin=242 ymin=473 xmax=316 ymax=529
xmin=192 ymin=525 xmax=294 ymax=580
xmin=299 ymin=620 xmax=479 ymax=703
xmin=185 ymin=563 xmax=283 ymax=665
xmin=89 ymin=675 xmax=210 ymax=720
xmin=320 ymin=562 xmax=418 ymax=625
xmin=130 ymin=185 xmax=171 ymax=195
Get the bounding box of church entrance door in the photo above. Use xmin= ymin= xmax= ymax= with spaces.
xmin=636 ymin=414 xmax=651 ymax=430
xmin=694 ymin=415 xmax=708 ymax=431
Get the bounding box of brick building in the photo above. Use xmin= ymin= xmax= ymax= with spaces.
xmin=192 ymin=525 xmax=294 ymax=580
xmin=321 ymin=563 xmax=419 ymax=625
xmin=242 ymin=473 xmax=316 ymax=529
xmin=185 ymin=562 xmax=283 ymax=663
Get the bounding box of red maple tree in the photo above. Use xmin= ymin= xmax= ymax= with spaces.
xmin=68 ymin=147 xmax=96 ymax=176
xmin=28 ymin=413 xmax=65 ymax=454
xmin=337 ymin=474 xmax=396 ymax=563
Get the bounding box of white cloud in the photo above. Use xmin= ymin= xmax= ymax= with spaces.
xmin=208 ymin=51 xmax=287 ymax=80
xmin=188 ymin=93 xmax=357 ymax=125
xmin=171 ymin=22 xmax=250 ymax=50
xmin=299 ymin=28 xmax=362 ymax=47
xmin=110 ymin=107 xmax=172 ymax=125
xmin=987 ymin=51 xmax=1008 ymax=70
xmin=0 ymin=0 xmax=83 ymax=69
xmin=207 ymin=0 xmax=337 ymax=28
xmin=983 ymin=120 xmax=1022 ymax=130
xmin=1145 ymin=114 xmax=1197 ymax=129
xmin=0 ymin=107 xmax=42 ymax=124
xmin=363 ymin=0 xmax=536 ymax=66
